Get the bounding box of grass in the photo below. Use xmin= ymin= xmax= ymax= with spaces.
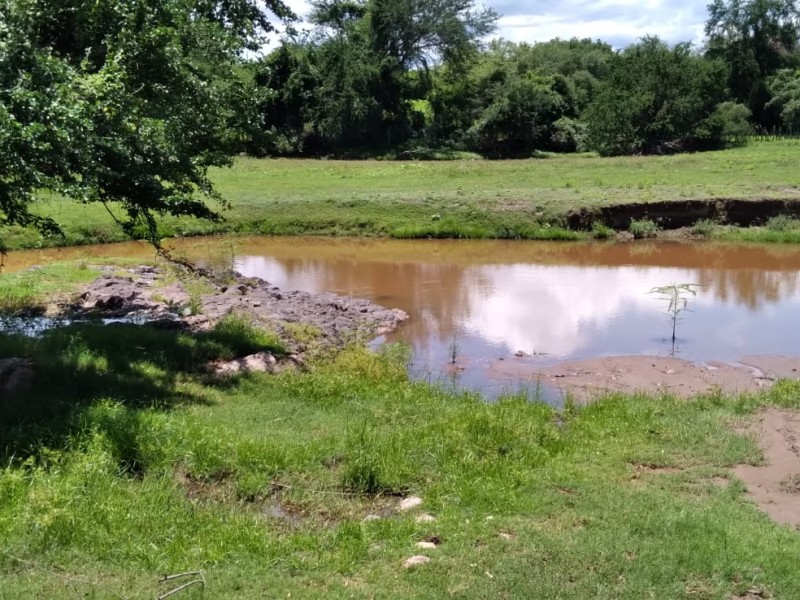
xmin=3 ymin=266 xmax=800 ymax=597
xmin=4 ymin=140 xmax=800 ymax=250
xmin=0 ymin=262 xmax=102 ymax=313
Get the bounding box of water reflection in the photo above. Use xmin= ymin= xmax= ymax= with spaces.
xmin=7 ymin=236 xmax=800 ymax=395
xmin=232 ymin=240 xmax=800 ymax=364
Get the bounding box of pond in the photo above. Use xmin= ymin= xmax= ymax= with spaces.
xmin=7 ymin=236 xmax=800 ymax=398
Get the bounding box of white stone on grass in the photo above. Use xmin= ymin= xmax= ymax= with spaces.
xmin=403 ymin=555 xmax=430 ymax=569
xmin=398 ymin=496 xmax=423 ymax=511
xmin=415 ymin=541 xmax=437 ymax=549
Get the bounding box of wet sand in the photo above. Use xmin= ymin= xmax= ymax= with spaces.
xmin=489 ymin=354 xmax=800 ymax=401
xmin=735 ymin=409 xmax=800 ymax=529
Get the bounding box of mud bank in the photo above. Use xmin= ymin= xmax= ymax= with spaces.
xmin=68 ymin=265 xmax=408 ymax=352
xmin=568 ymin=198 xmax=800 ymax=231
xmin=490 ymin=355 xmax=800 ymax=401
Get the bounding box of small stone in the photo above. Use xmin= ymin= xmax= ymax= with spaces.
xmin=213 ymin=352 xmax=277 ymax=375
xmin=415 ymin=513 xmax=436 ymax=523
xmin=362 ymin=515 xmax=381 ymax=522
xmin=0 ymin=358 xmax=34 ymax=399
xmin=403 ymin=555 xmax=430 ymax=569
xmin=498 ymin=532 xmax=515 ymax=541
xmin=398 ymin=496 xmax=423 ymax=511
xmin=415 ymin=541 xmax=437 ymax=549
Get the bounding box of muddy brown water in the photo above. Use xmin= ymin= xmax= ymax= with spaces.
xmin=7 ymin=237 xmax=800 ymax=400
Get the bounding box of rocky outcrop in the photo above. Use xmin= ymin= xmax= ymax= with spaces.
xmin=70 ymin=266 xmax=409 ymax=350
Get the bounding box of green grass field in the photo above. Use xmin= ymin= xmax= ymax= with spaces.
xmin=3 ymin=264 xmax=800 ymax=598
xmin=5 ymin=140 xmax=800 ymax=250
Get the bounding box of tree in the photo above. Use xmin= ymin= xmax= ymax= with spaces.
xmin=0 ymin=0 xmax=293 ymax=253
xmin=585 ymin=37 xmax=736 ymax=156
xmin=766 ymin=68 xmax=800 ymax=130
xmin=705 ymin=0 xmax=800 ymax=126
xmin=250 ymin=0 xmax=497 ymax=155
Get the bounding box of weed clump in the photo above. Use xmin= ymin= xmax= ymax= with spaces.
xmin=591 ymin=222 xmax=615 ymax=240
xmin=629 ymin=218 xmax=659 ymax=239
xmin=691 ymin=219 xmax=717 ymax=238
xmin=765 ymin=214 xmax=798 ymax=232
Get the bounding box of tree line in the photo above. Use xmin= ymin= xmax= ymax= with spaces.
xmin=1 ymin=0 xmax=799 ymax=248
xmin=249 ymin=0 xmax=800 ymax=159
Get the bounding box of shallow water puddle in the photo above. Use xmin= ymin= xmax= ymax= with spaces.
xmin=7 ymin=237 xmax=800 ymax=399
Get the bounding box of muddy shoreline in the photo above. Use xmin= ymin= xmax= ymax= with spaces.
xmin=490 ymin=354 xmax=800 ymax=401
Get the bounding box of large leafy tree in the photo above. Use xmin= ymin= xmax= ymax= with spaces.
xmin=0 ymin=0 xmax=293 ymax=252
xmin=252 ymin=0 xmax=497 ymax=154
xmin=766 ymin=68 xmax=800 ymax=129
xmin=705 ymin=0 xmax=800 ymax=126
xmin=585 ymin=37 xmax=743 ymax=156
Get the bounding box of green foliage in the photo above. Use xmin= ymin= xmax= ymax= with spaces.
xmin=691 ymin=218 xmax=718 ymax=237
xmin=465 ymin=73 xmax=572 ymax=158
xmin=705 ymin=101 xmax=754 ymax=142
xmin=766 ymin=68 xmax=800 ymax=130
xmin=0 ymin=0 xmax=293 ymax=251
xmin=765 ymin=214 xmax=800 ymax=231
xmin=705 ymin=0 xmax=800 ymax=127
xmin=629 ymin=218 xmax=660 ymax=239
xmin=591 ymin=221 xmax=615 ymax=239
xmin=251 ymin=0 xmax=497 ymax=155
xmin=585 ymin=37 xmax=732 ymax=156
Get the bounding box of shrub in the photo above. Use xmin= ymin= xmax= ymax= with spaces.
xmin=691 ymin=219 xmax=717 ymax=238
xmin=629 ymin=219 xmax=659 ymax=239
xmin=591 ymin=222 xmax=615 ymax=239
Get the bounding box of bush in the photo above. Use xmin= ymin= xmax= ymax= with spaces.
xmin=550 ymin=117 xmax=588 ymax=153
xmin=691 ymin=219 xmax=718 ymax=237
xmin=629 ymin=219 xmax=659 ymax=239
xmin=585 ymin=37 xmax=730 ymax=156
xmin=766 ymin=215 xmax=798 ymax=232
xmin=591 ymin=222 xmax=615 ymax=239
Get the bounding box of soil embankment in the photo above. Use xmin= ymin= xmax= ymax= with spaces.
xmin=568 ymin=198 xmax=800 ymax=230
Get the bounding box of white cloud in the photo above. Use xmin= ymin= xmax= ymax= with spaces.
xmin=270 ymin=1 xmax=709 ymax=49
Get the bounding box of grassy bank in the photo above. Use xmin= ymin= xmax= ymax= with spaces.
xmin=4 ymin=140 xmax=800 ymax=250
xmin=3 ymin=264 xmax=800 ymax=597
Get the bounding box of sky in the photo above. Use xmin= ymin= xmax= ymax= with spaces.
xmin=276 ymin=0 xmax=709 ymax=49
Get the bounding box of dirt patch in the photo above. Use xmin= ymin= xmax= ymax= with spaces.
xmin=734 ymin=409 xmax=800 ymax=529
xmin=67 ymin=265 xmax=408 ymax=352
xmin=490 ymin=355 xmax=780 ymax=401
xmin=629 ymin=462 xmax=683 ymax=477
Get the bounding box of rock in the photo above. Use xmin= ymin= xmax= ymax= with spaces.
xmin=398 ymin=496 xmax=423 ymax=511
xmin=95 ymin=295 xmax=125 ymax=310
xmin=70 ymin=266 xmax=409 ymax=352
xmin=403 ymin=555 xmax=430 ymax=569
xmin=498 ymin=532 xmax=516 ymax=540
xmin=0 ymin=358 xmax=34 ymax=399
xmin=362 ymin=515 xmax=381 ymax=522
xmin=616 ymin=231 xmax=635 ymax=242
xmin=415 ymin=541 xmax=437 ymax=549
xmin=213 ymin=352 xmax=277 ymax=375
xmin=415 ymin=513 xmax=436 ymax=523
